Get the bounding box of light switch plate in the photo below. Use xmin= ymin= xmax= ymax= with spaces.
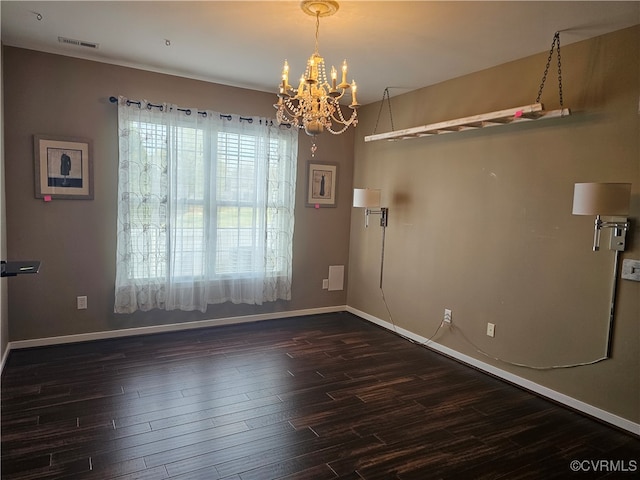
xmin=621 ymin=259 xmax=640 ymax=281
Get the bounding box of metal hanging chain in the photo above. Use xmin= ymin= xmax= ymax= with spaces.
xmin=372 ymin=87 xmax=395 ymax=134
xmin=536 ymin=31 xmax=563 ymax=109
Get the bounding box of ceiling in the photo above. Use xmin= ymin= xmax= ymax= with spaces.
xmin=2 ymin=1 xmax=639 ymax=105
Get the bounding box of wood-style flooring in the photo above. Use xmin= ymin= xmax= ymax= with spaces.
xmin=2 ymin=312 xmax=638 ymax=479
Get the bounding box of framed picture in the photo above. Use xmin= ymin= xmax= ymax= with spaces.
xmin=306 ymin=162 xmax=338 ymax=207
xmin=34 ymin=135 xmax=93 ymax=200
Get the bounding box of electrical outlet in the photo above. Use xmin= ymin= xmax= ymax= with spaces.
xmin=486 ymin=322 xmax=495 ymax=337
xmin=77 ymin=296 xmax=88 ymax=310
xmin=443 ymin=309 xmax=452 ymax=324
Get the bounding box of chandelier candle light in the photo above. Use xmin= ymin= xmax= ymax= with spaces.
xmin=275 ymin=0 xmax=359 ymax=155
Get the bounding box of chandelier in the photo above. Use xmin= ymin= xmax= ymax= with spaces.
xmin=275 ymin=1 xmax=359 ymax=152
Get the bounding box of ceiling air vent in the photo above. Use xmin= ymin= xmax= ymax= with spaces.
xmin=58 ymin=36 xmax=99 ymax=49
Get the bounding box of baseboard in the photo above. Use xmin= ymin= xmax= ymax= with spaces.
xmin=6 ymin=305 xmax=347 ymax=351
xmin=1 ymin=344 xmax=10 ymax=373
xmin=346 ymin=306 xmax=640 ymax=437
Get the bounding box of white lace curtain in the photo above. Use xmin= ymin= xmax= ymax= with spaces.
xmin=114 ymin=96 xmax=298 ymax=313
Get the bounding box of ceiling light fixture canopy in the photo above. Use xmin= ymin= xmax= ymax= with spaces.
xmin=275 ymin=0 xmax=359 ymax=154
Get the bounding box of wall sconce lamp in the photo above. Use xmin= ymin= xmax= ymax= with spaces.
xmin=353 ymin=188 xmax=389 ymax=289
xmin=353 ymin=188 xmax=388 ymax=228
xmin=572 ymin=182 xmax=631 ymax=252
xmin=572 ymin=182 xmax=632 ymax=358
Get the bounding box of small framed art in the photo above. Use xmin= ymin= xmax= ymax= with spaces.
xmin=34 ymin=135 xmax=93 ymax=199
xmin=306 ymin=161 xmax=338 ymax=207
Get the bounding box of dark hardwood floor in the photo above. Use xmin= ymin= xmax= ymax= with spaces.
xmin=2 ymin=312 xmax=638 ymax=479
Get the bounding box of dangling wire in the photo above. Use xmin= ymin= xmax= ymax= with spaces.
xmin=536 ymin=32 xmax=564 ymax=113
xmin=372 ymin=87 xmax=395 ymax=135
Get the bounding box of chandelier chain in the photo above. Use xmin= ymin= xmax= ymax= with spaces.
xmin=536 ymin=31 xmax=563 ymax=109
xmin=314 ymin=12 xmax=320 ymax=55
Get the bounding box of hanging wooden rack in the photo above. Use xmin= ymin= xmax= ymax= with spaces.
xmin=365 ymin=33 xmax=570 ymax=143
xmin=364 ymin=103 xmax=570 ymax=143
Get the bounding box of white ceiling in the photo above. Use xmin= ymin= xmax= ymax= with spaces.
xmin=2 ymin=1 xmax=639 ymax=105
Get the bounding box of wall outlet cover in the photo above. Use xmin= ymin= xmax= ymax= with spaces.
xmin=621 ymin=259 xmax=640 ymax=281
xmin=486 ymin=322 xmax=495 ymax=337
xmin=77 ymin=296 xmax=88 ymax=310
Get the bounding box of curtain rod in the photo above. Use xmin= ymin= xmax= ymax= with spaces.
xmin=108 ymin=96 xmax=255 ymax=123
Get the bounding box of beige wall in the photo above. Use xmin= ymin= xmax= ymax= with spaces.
xmin=3 ymin=47 xmax=353 ymax=340
xmin=349 ymin=26 xmax=639 ymax=423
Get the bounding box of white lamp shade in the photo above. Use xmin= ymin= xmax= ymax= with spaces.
xmin=572 ymin=183 xmax=631 ymax=216
xmin=353 ymin=188 xmax=381 ymax=208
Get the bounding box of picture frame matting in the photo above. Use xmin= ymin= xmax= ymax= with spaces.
xmin=306 ymin=161 xmax=338 ymax=208
xmin=34 ymin=135 xmax=93 ymax=200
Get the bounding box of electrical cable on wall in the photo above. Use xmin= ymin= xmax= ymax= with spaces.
xmin=450 ymin=325 xmax=608 ymax=370
xmin=377 ymin=223 xmax=445 ymax=348
xmin=379 ymin=283 xmax=445 ymax=348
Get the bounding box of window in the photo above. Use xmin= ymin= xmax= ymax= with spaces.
xmin=114 ymin=98 xmax=298 ymax=313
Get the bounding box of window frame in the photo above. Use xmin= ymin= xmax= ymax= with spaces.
xmin=122 ymin=118 xmax=292 ymax=284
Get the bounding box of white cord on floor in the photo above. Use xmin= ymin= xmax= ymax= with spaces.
xmin=452 ymin=324 xmax=608 ymax=370
xmin=379 ymin=286 xmax=608 ymax=370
